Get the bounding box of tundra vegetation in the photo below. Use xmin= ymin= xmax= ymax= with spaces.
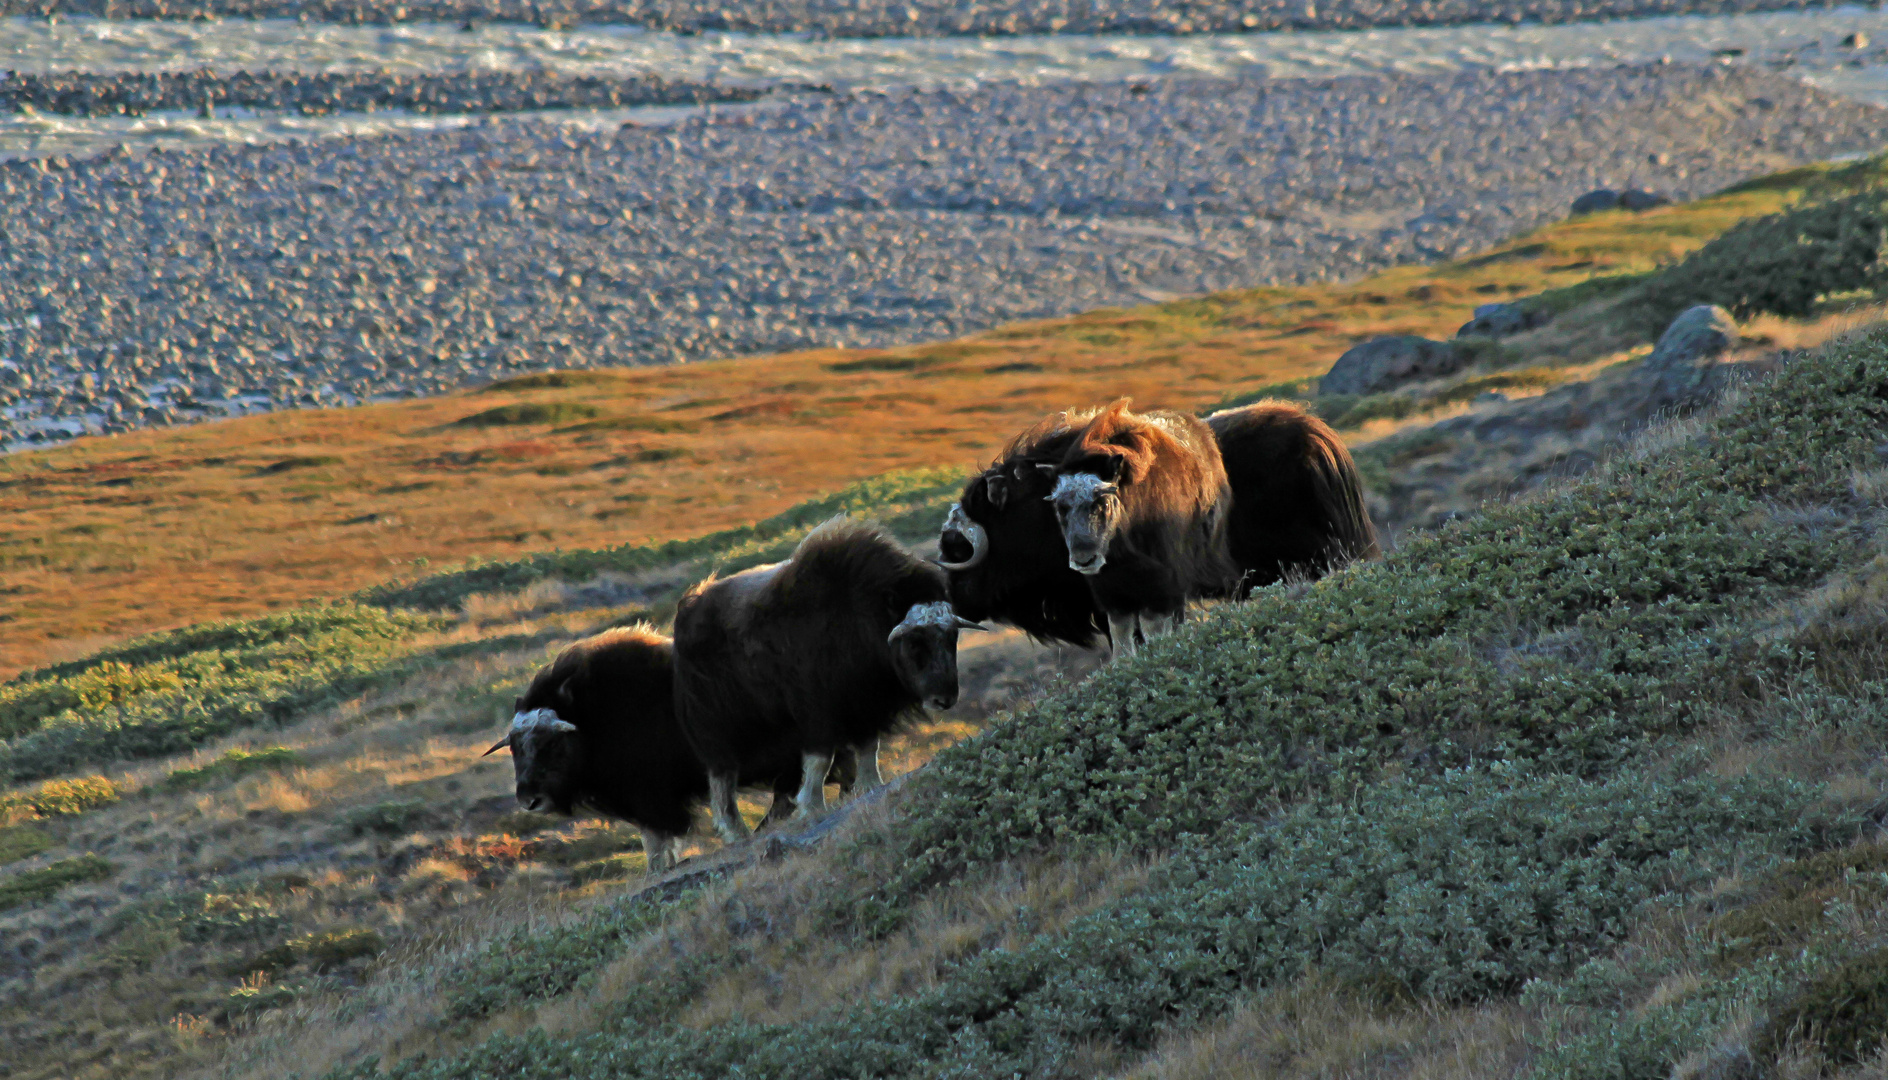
xmin=6 ymin=157 xmax=1888 ymax=1079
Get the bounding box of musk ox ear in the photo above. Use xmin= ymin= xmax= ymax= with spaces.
xmin=481 ymin=735 xmax=512 ymax=757
xmin=554 ymin=678 xmax=576 ymax=706
xmin=1090 ymin=453 xmax=1125 ymax=483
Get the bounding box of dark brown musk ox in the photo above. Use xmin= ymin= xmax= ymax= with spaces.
xmin=673 ymin=518 xmax=982 ymax=845
xmin=939 ymin=399 xmax=1378 ymax=652
xmin=1043 ymin=398 xmax=1238 ymax=655
xmin=480 ymin=626 xmax=857 ymax=870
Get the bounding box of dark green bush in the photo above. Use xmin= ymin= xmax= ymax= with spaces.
xmin=344 ymin=764 xmax=1839 ymax=1080
xmin=1631 ymin=193 xmax=1888 ymax=326
xmin=0 ymin=824 xmax=52 ymax=866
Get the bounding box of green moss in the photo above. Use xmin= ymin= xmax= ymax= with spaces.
xmin=455 ymin=402 xmax=603 ymax=427
xmin=557 ymin=415 xmax=695 ymax=435
xmin=160 ymin=746 xmax=301 ymax=792
xmin=1199 ymin=378 xmax=1316 ymax=415
xmin=0 ymin=854 xmax=112 ymax=911
xmin=824 ymin=355 xmax=942 ymax=373
xmin=339 ymin=800 xmax=440 ymax=837
xmin=256 ymin=454 xmax=344 ymax=475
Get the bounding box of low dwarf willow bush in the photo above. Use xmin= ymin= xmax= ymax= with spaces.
xmin=0 ymin=603 xmax=441 ymax=783
xmin=362 ymin=468 xmax=965 ymax=612
xmin=863 ymin=333 xmax=1888 ymax=917
xmin=344 ymin=763 xmax=1843 ymax=1080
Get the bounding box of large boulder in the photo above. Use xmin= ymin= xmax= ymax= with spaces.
xmin=1455 ymin=302 xmax=1549 ymax=340
xmin=1640 ymin=304 xmax=1738 ymax=410
xmin=1319 ymin=335 xmax=1467 ymax=396
xmin=1619 ymin=188 xmax=1671 ymax=211
xmin=1570 ymin=189 xmax=1620 ymax=215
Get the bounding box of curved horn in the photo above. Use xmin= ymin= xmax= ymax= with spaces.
xmin=955 ymin=617 xmax=989 ymax=632
xmin=481 ymin=735 xmax=512 ymax=757
xmin=547 ymin=718 xmax=578 ymax=734
xmin=889 ymin=601 xmax=956 ymax=643
xmin=936 ymin=503 xmax=988 ymax=571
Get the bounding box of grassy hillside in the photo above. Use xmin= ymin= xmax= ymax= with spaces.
xmin=6 ymin=154 xmax=1888 ymax=1080
xmin=3 ymin=154 xmax=1877 ymax=677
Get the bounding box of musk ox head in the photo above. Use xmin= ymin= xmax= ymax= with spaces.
xmin=886 ymin=601 xmax=983 ymax=711
xmin=937 ymin=502 xmax=988 ymax=570
xmin=1044 ymin=462 xmax=1124 ymax=575
xmin=482 ymin=703 xmax=581 ymax=815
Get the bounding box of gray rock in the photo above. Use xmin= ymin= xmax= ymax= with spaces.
xmin=1570 ymin=189 xmax=1621 ymax=215
xmin=1846 ymin=31 xmax=1871 ymax=49
xmin=1320 ymin=335 xmax=1467 ymax=396
xmin=1618 ymin=188 xmax=1671 ymax=211
xmin=1455 ymin=301 xmax=1548 ymax=339
xmin=1642 ymin=304 xmax=1738 ymax=409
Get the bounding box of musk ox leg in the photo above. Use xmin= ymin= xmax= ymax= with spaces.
xmin=1107 ymin=612 xmax=1140 ymax=659
xmin=789 ymin=749 xmax=835 ymax=821
xmin=708 ymin=772 xmax=750 ymax=845
xmin=641 ymin=827 xmax=677 ymax=874
xmin=1142 ymin=609 xmax=1186 ymax=644
xmin=852 ymin=735 xmax=885 ymax=792
xmin=829 ymin=745 xmax=860 ymax=796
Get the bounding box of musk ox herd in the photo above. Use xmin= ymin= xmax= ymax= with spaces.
xmin=484 ymin=397 xmax=1376 ymax=870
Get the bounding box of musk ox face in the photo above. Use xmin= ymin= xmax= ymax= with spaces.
xmin=486 ymin=706 xmax=582 ymax=815
xmin=1046 ymin=467 xmax=1123 ymax=575
xmin=886 ymin=601 xmax=980 ymax=711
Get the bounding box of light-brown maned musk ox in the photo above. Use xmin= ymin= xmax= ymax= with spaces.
xmin=673 ymin=518 xmax=982 ymax=845
xmin=1045 ymin=398 xmax=1238 ymax=656
xmin=1205 ymin=400 xmax=1379 ymax=592
xmin=480 ymin=626 xmax=702 ymax=872
xmin=940 ymin=399 xmax=1379 ymax=651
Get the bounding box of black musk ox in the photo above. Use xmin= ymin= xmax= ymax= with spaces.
xmin=940 ymin=399 xmax=1376 ymax=652
xmin=674 ymin=518 xmax=980 ymax=844
xmin=1045 ymin=399 xmax=1238 ymax=654
xmin=1204 ymin=400 xmax=1380 ymax=589
xmin=481 ymin=627 xmax=860 ymax=868
xmin=480 ymin=626 xmax=703 ymax=872
xmin=938 ymin=412 xmax=1109 ymax=649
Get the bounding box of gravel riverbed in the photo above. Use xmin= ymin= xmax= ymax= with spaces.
xmin=0 ymin=63 xmax=1882 ymax=448
xmin=0 ymin=0 xmax=1863 ymax=38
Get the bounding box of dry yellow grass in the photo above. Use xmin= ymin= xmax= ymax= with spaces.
xmin=0 ymin=178 xmax=1813 ymax=677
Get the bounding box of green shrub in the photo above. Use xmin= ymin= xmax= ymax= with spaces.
xmin=1630 ymin=193 xmax=1888 ymax=327
xmin=347 ymin=764 xmax=1839 ymax=1080
xmin=0 ymin=775 xmax=119 ymax=822
xmin=160 ymin=747 xmax=302 ymax=792
xmin=257 ymin=454 xmax=344 ymax=474
xmin=0 ymin=854 xmax=112 ymax=911
xmin=482 ymin=371 xmax=627 ymax=392
xmin=1199 ymin=378 xmax=1316 ymax=415
xmin=0 ymin=604 xmax=441 ymax=782
xmin=1708 ymin=842 xmax=1888 ymax=962
xmin=455 ymin=402 xmax=602 ymax=426
xmin=362 ymin=467 xmax=966 ymax=612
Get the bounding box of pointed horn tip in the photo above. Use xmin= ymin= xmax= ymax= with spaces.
xmin=956 ymin=617 xmax=989 ymax=631
xmin=481 ymin=736 xmax=511 ymax=757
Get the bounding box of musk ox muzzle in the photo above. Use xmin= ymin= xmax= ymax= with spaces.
xmin=1046 ymin=472 xmax=1119 ymax=575
xmin=888 ymin=601 xmax=985 ymax=710
xmin=484 ymin=708 xmax=580 ymax=814
xmin=936 ymin=503 xmax=988 ymax=570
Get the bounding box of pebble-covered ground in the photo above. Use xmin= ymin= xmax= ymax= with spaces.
xmin=0 ymin=70 xmax=770 ymax=117
xmin=0 ymin=63 xmax=1882 ymax=448
xmin=0 ymin=0 xmax=1856 ymax=37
